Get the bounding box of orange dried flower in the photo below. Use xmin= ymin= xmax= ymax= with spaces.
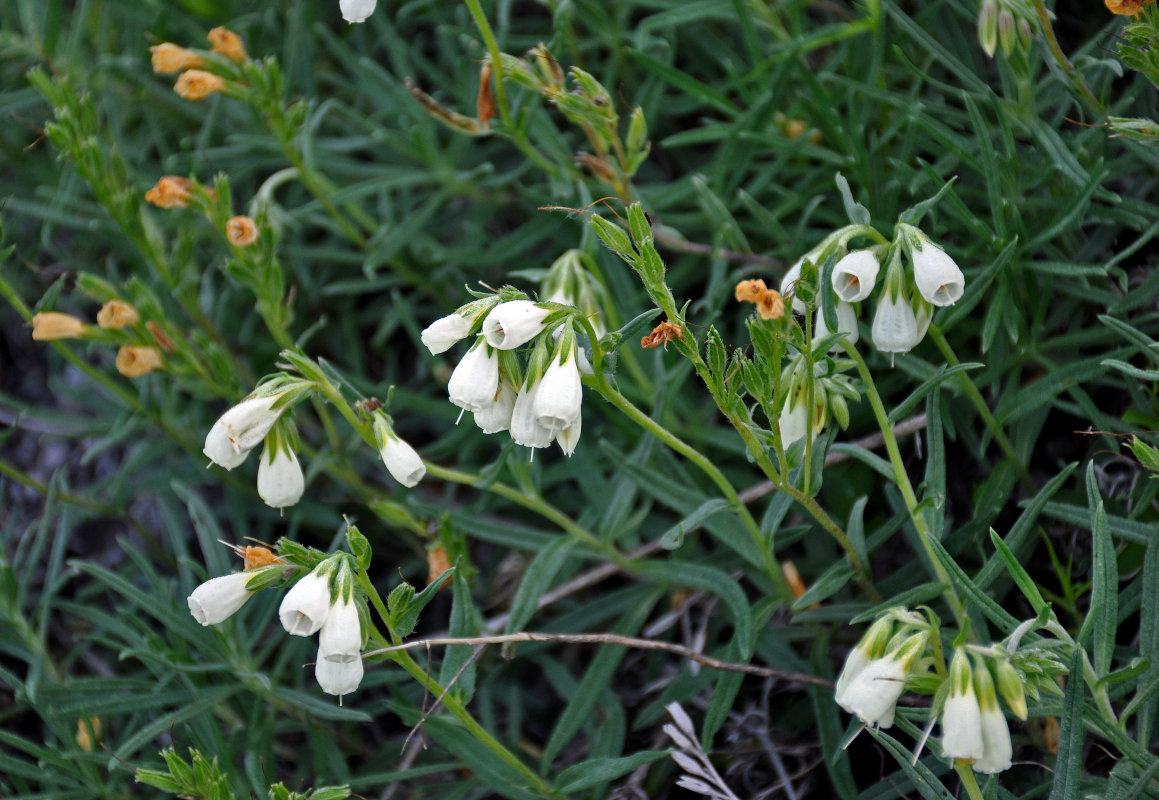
xmin=75 ymin=717 xmax=103 ymax=752
xmin=147 ymin=321 xmax=178 ymax=352
xmin=427 ymin=546 xmax=453 ymax=588
xmin=115 ymin=346 xmax=163 ymax=377
xmin=31 ymin=311 xmax=87 ymax=341
xmin=640 ymin=321 xmax=684 ymax=349
xmin=208 ymin=26 xmax=247 ymax=63
xmin=96 ymin=299 xmax=139 ymax=330
xmin=734 ymin=278 xmax=784 ymax=320
xmin=243 ymin=545 xmax=284 ymax=570
xmin=477 ymin=62 xmax=496 ymax=129
xmin=174 ymin=69 xmax=225 ymax=101
xmin=145 ymin=176 xmax=192 ymax=209
xmin=226 ymin=215 xmax=259 ymax=246
xmin=149 ymin=43 xmax=203 ymax=74
xmin=1106 ymin=0 xmax=1153 ymax=14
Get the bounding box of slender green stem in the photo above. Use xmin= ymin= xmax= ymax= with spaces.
xmin=955 ymin=764 xmax=986 ymax=800
xmin=1030 ymin=0 xmax=1104 ymax=116
xmin=843 ymin=344 xmax=968 ymax=625
xmin=927 ymin=325 xmax=1031 ymax=487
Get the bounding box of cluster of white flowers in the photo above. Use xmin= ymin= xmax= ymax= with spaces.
xmin=835 ymin=610 xmax=1025 ymax=775
xmin=777 ymin=356 xmax=860 ymax=449
xmin=779 ymin=223 xmax=965 ymax=361
xmin=188 ymin=554 xmax=365 ymax=699
xmin=203 ymin=378 xmax=426 ymax=508
xmin=422 ymin=292 xmax=586 ymax=458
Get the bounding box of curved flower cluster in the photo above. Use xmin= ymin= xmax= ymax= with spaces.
xmin=188 ymin=552 xmax=366 ymax=700
xmin=938 ymin=648 xmax=1025 ymax=774
xmin=422 ymin=291 xmax=587 ymax=458
xmin=834 ymin=610 xmax=929 ymax=729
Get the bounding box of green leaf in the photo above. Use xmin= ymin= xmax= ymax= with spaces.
xmin=1048 ymin=651 xmax=1085 ymax=800
xmin=422 ymin=716 xmax=543 ymax=800
xmin=834 ymin=173 xmax=871 ymax=226
xmin=439 ymin=571 xmax=479 ymax=703
xmin=395 ymin=569 xmax=452 ymax=639
xmin=504 ymin=538 xmax=577 ymax=635
xmin=633 ymin=559 xmax=754 ymax=658
xmin=988 ymin=529 xmax=1048 ymax=615
xmin=887 ymin=363 xmax=984 ymax=423
xmin=865 ymin=728 xmax=956 ymax=799
xmin=556 ymin=751 xmax=669 ymax=793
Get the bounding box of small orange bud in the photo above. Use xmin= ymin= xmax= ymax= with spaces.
xmin=96 ymin=299 xmax=139 ymax=330
xmin=145 ymin=176 xmax=192 ymax=209
xmin=477 ymin=62 xmax=496 ymax=130
xmin=115 ymin=346 xmax=163 ymax=377
xmin=1042 ymin=716 xmax=1060 ymax=755
xmin=149 ymin=43 xmax=203 ymax=74
xmin=243 ymin=545 xmax=284 ymax=570
xmin=174 ymin=69 xmax=225 ymax=101
xmin=146 ymin=321 xmax=178 ymax=353
xmin=1106 ymin=0 xmax=1153 ymax=14
xmin=226 ymin=215 xmax=259 ymax=247
xmin=208 ymin=26 xmax=247 ymax=63
xmin=31 ymin=312 xmax=87 ymax=341
xmin=427 ymin=546 xmax=453 ymax=588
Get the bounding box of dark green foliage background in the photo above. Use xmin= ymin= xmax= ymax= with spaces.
xmin=3 ymin=0 xmax=1159 ymax=798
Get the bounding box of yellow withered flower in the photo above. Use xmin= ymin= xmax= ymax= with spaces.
xmin=208 ymin=26 xmax=247 ymax=63
xmin=174 ymin=69 xmax=225 ymax=101
xmin=145 ymin=176 xmax=192 ymax=209
xmin=115 ymin=346 xmax=163 ymax=378
xmin=149 ymin=43 xmax=203 ymax=74
xmin=31 ymin=312 xmax=87 ymax=341
xmin=96 ymin=299 xmax=139 ymax=330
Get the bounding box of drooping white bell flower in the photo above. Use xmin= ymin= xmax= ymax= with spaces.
xmin=319 ymin=595 xmax=362 ymax=665
xmin=257 ymin=442 xmax=305 ymax=509
xmin=836 ymin=631 xmax=926 ymax=729
xmin=831 ymin=250 xmax=880 ymax=303
xmin=971 ymin=660 xmax=1013 ymax=774
xmin=448 ymin=340 xmax=500 ymax=414
xmin=421 ymin=313 xmax=474 ymax=355
xmin=556 ymin=413 xmax=581 ymax=457
xmin=941 ymin=650 xmax=985 ymax=762
xmin=482 ymin=300 xmax=552 ymax=350
xmin=279 ymin=567 xmax=333 ymax=636
xmin=814 ymin=300 xmax=859 ymax=350
xmin=203 ymin=391 xmax=290 ymax=469
xmin=778 ymin=393 xmax=810 ymax=448
xmin=911 ymin=240 xmax=964 ymax=307
xmin=474 ymin=382 xmax=517 ymax=434
xmin=779 ymin=261 xmax=807 ymax=314
xmin=871 ymin=292 xmax=919 ymax=355
xmin=509 ymin=379 xmax=554 ymax=450
xmin=534 ymin=348 xmax=583 ymax=435
xmin=339 ymin=0 xmax=377 ymax=24
xmin=379 ymin=432 xmax=426 ymax=488
xmin=187 ymin=572 xmax=254 ymax=626
xmin=315 ymin=649 xmax=364 ymax=698
xmin=834 ymin=615 xmax=895 ymax=705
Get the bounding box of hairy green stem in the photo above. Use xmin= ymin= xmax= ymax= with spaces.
xmin=1030 ymin=0 xmax=1104 ymax=116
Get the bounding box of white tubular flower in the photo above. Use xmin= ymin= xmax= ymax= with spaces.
xmin=319 ymin=595 xmax=362 ymax=664
xmin=509 ymin=380 xmax=554 ymax=449
xmin=836 ymin=656 xmax=908 ymax=729
xmin=380 ymin=433 xmax=425 ymax=488
xmin=187 ymin=573 xmax=253 ymax=626
xmin=315 ymin=649 xmax=364 ymax=698
xmin=482 ymin=300 xmax=552 ymax=350
xmin=534 ymin=349 xmax=583 ymax=434
xmin=279 ymin=568 xmax=333 ymax=636
xmin=778 ymin=393 xmax=810 ymax=448
xmin=203 ymin=392 xmax=289 ymax=468
xmin=421 ymin=313 xmax=474 ymax=355
xmin=779 ymin=261 xmax=807 ymax=314
xmin=339 ymin=0 xmax=377 ymax=23
xmin=971 ymin=659 xmax=1013 ymax=774
xmin=815 ymin=301 xmax=859 ymax=350
xmin=871 ymin=293 xmax=919 ymax=355
xmin=556 ymin=413 xmax=581 ymax=457
xmin=912 ymin=241 xmax=965 ymax=307
xmin=835 ymin=615 xmax=894 ymax=704
xmin=831 ymin=250 xmax=880 ymax=302
xmin=474 ymin=382 xmax=517 ymax=434
xmin=257 ymin=443 xmax=305 ymax=509
xmin=941 ymin=650 xmax=985 ymax=762
xmin=448 ymin=340 xmax=499 ymax=413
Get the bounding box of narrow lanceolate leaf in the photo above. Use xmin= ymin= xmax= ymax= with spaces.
xmin=505 ymin=537 xmax=577 ymax=634
xmin=1048 ymin=651 xmax=1086 ymax=800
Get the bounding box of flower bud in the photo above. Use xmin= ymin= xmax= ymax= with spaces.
xmin=203 ymin=391 xmax=292 ymax=469
xmin=279 ymin=567 xmax=333 ymax=636
xmin=482 ymin=300 xmax=552 ymax=349
xmin=421 ymin=313 xmax=474 ymax=355
xmin=340 ymin=0 xmax=378 ymax=23
xmin=31 ymin=311 xmax=87 ymax=341
xmin=188 ymin=572 xmax=254 ymax=625
xmin=993 ymin=658 xmax=1027 ymax=720
xmin=779 ymin=261 xmax=807 ymax=314
xmin=998 ymin=8 xmax=1017 ymax=56
xmin=97 ymin=299 xmax=139 ymax=329
xmin=379 ymin=431 xmax=426 ymax=487
xmin=815 ymin=301 xmax=859 ymax=350
xmin=831 ymin=250 xmax=880 ymax=302
xmin=115 ymin=346 xmax=163 ymax=378
xmin=149 ymin=43 xmax=203 ymax=74
xmin=208 ymin=26 xmax=246 ymax=63
xmin=174 ymin=69 xmax=225 ymax=101
xmin=226 ymin=215 xmax=259 ymax=247
xmin=978 ymin=0 xmax=999 ymax=58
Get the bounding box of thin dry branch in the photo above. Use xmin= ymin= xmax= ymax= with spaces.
xmin=364 ymin=632 xmax=832 ymax=687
